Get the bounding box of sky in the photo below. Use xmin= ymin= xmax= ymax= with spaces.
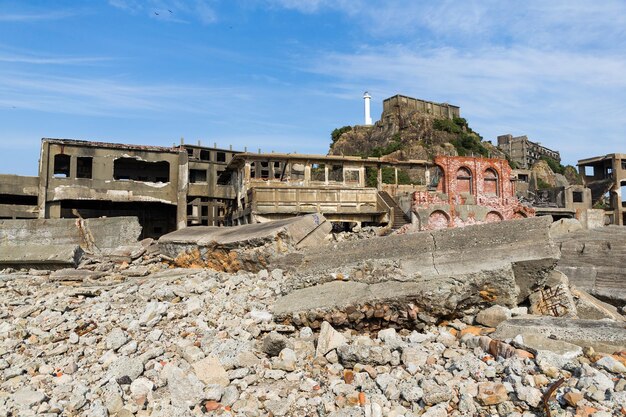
xmin=1 ymin=0 xmax=625 ymax=175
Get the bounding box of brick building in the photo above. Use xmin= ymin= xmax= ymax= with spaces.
xmin=412 ymin=155 xmax=534 ymax=230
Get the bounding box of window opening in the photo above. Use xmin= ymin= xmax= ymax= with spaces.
xmin=53 ymin=154 xmax=71 ymax=178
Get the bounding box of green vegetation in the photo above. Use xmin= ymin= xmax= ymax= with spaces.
xmin=536 ymin=178 xmax=552 ymax=190
xmin=369 ymin=133 xmax=403 ymax=158
xmin=331 ymin=126 xmax=353 ymax=146
xmin=433 ymin=117 xmax=489 ymax=157
xmin=365 ymin=167 xmax=413 ymax=187
xmin=540 ymin=156 xmax=566 ymax=174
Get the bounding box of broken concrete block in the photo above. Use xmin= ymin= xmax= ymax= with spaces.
xmin=0 ymin=245 xmax=84 ymax=269
xmin=549 ymin=218 xmax=583 ymax=238
xmin=0 ymin=217 xmax=141 ymax=250
xmin=274 ymin=264 xmax=523 ymax=330
xmin=528 ymin=270 xmax=577 ymax=318
xmin=274 ymin=216 xmax=559 ymax=303
xmin=49 ymin=269 xmax=106 ymax=282
xmin=492 ymin=317 xmax=626 ymax=354
xmin=315 ymin=321 xmax=347 ymax=358
xmin=570 ymin=287 xmax=625 ymax=322
xmin=555 ymin=226 xmax=626 ymax=304
xmin=158 ymin=214 xmax=331 ymax=272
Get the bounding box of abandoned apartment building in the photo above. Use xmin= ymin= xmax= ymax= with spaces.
xmin=497 ymin=133 xmax=561 ymax=169
xmin=578 ymin=153 xmax=626 ymax=226
xmin=0 ymin=138 xmax=239 ymax=238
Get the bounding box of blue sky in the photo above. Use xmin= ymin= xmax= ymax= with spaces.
xmin=1 ymin=0 xmax=625 ymax=175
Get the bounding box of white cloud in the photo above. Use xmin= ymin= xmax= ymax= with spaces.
xmin=303 ymin=43 xmax=626 ymax=164
xmin=0 ymin=10 xmax=75 ymax=22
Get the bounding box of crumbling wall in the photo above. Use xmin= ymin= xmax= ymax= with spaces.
xmin=412 ymin=156 xmax=534 ymax=230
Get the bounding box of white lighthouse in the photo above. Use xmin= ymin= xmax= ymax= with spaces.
xmin=363 ymin=91 xmax=372 ymax=126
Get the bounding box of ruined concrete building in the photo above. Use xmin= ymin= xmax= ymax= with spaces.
xmin=497 ymin=134 xmax=561 ymax=169
xmin=219 ymin=152 xmax=430 ymax=228
xmin=0 ymin=138 xmax=239 ymax=238
xmin=380 ymin=94 xmax=460 ymax=128
xmin=2 ymin=137 xmax=613 ymax=236
xmin=578 ymin=153 xmax=626 ymax=226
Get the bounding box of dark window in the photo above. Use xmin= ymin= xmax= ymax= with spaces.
xmin=187 ymin=148 xmax=194 ymax=157
xmin=216 ymin=152 xmax=226 ymax=162
xmin=622 ymin=160 xmax=626 ymax=170
xmin=76 ymin=157 xmax=93 ymax=179
xmin=113 ymin=158 xmax=170 ymax=182
xmin=200 ymin=150 xmax=210 ymax=161
xmin=53 ymin=154 xmax=71 ymax=178
xmin=311 ymin=163 xmax=325 ymax=182
xmin=573 ymin=191 xmax=583 ymax=203
xmin=189 ymin=169 xmax=207 ymax=183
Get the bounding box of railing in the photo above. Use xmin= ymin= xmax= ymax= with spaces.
xmin=251 ymin=186 xmax=381 ymax=215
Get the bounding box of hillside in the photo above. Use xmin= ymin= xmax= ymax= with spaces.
xmin=329 ymin=107 xmax=506 ymax=162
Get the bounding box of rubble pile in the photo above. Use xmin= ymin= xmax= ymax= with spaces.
xmin=0 ymin=216 xmax=624 ymax=417
xmin=0 ymin=263 xmax=624 ymax=417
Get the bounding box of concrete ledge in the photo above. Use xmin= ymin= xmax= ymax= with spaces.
xmin=492 ymin=316 xmax=626 ymax=354
xmin=159 ymin=214 xmax=332 ymax=272
xmin=0 ymin=245 xmax=83 ymax=268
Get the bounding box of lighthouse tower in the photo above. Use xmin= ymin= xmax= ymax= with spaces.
xmin=363 ymin=91 xmax=373 ymax=126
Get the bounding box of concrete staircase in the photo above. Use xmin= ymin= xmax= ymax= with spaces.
xmin=378 ymin=191 xmax=411 ymax=230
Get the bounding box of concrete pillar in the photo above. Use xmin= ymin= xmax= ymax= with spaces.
xmin=359 ymin=166 xmax=366 ymax=187
xmin=244 ymin=162 xmax=251 ymax=181
xmin=324 ymin=165 xmax=329 ymax=185
xmin=176 ymin=151 xmax=189 ymax=230
xmin=377 ymin=166 xmax=382 ymax=190
xmin=37 ymin=140 xmax=50 ymax=219
xmin=394 ymin=168 xmax=398 ymax=186
xmin=47 ymin=201 xmax=61 ymax=218
xmin=304 ymin=163 xmax=311 ymax=186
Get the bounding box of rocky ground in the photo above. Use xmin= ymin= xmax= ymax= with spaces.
xmin=1 ymin=251 xmax=625 ymax=417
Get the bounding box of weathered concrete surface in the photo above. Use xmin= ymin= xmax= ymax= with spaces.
xmin=273 ymin=217 xmax=560 ymax=327
xmin=492 ymin=317 xmax=626 ymax=354
xmin=273 ymin=265 xmax=520 ymax=330
xmin=0 ymin=245 xmax=83 ymax=268
xmin=274 ymin=216 xmax=559 ymax=302
xmin=571 ymin=287 xmax=625 ymax=322
xmin=0 ymin=217 xmax=142 ymax=251
xmin=159 ymin=214 xmax=331 ymax=272
xmin=555 ymin=226 xmax=626 ymax=304
xmin=0 ymin=217 xmax=141 ymax=268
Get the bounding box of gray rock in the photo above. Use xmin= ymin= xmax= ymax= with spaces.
xmin=476 ymin=305 xmax=512 ymax=328
xmin=316 ymin=321 xmax=347 ymax=358
xmin=337 ymin=344 xmax=392 ymax=367
xmin=108 ymin=356 xmax=144 ymax=382
xmin=106 ymin=328 xmax=128 ymax=351
xmin=12 ymin=388 xmax=46 ymax=407
xmin=262 ymin=331 xmax=288 ymax=357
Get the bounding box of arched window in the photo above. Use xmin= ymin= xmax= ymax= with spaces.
xmin=456 ymin=167 xmax=472 ymax=194
xmin=484 ymin=168 xmax=498 ymax=196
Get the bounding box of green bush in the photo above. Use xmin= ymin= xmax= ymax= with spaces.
xmin=331 ymin=126 xmax=352 ymax=146
xmin=366 ymin=167 xmax=413 ymax=187
xmin=536 ymin=178 xmax=551 ymax=190
xmin=540 ymin=156 xmax=565 ymax=174
xmin=451 ymin=133 xmax=489 ymax=157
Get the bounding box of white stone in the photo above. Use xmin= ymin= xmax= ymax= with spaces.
xmin=316 ymin=321 xmax=347 ymax=358
xmin=192 ymin=355 xmax=229 ymax=387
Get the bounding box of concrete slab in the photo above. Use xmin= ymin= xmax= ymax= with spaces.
xmin=492 ymin=316 xmax=626 ymax=354
xmin=0 ymin=245 xmax=83 ymax=268
xmin=159 ymin=214 xmax=332 ymax=272
xmin=555 ymin=226 xmax=626 ymax=304
xmin=274 ymin=216 xmax=560 ymax=303
xmin=0 ymin=217 xmax=142 ymax=251
xmin=273 ymin=264 xmax=522 ymax=330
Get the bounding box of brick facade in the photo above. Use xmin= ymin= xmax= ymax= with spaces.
xmin=412 ymin=156 xmax=535 ymax=230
